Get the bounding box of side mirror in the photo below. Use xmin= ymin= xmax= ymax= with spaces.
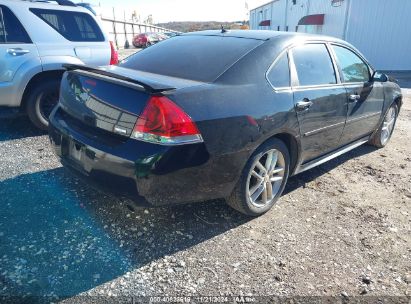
xmin=372 ymin=71 xmax=388 ymax=82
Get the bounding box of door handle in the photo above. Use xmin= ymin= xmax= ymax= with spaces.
xmin=7 ymin=48 xmax=30 ymax=56
xmin=349 ymin=94 xmax=361 ymax=102
xmin=296 ymin=99 xmax=313 ymax=111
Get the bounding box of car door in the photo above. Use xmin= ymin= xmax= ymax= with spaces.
xmin=330 ymin=44 xmax=385 ymax=144
xmin=290 ymin=43 xmax=348 ymax=163
xmin=0 ymin=5 xmax=38 ymax=84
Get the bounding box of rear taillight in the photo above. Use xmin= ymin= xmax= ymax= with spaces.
xmin=131 ymin=96 xmax=203 ymax=145
xmin=109 ymin=41 xmax=119 ymax=65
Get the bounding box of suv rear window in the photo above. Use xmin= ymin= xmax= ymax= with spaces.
xmin=30 ymin=8 xmax=104 ymax=42
xmin=120 ymin=35 xmax=262 ymax=82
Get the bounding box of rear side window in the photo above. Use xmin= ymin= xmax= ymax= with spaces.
xmin=267 ymin=52 xmax=290 ymax=88
xmin=30 ymin=8 xmax=104 ymax=42
xmin=332 ymin=45 xmax=370 ymax=83
xmin=0 ymin=5 xmax=31 ymax=44
xmin=120 ymin=35 xmax=262 ymax=82
xmin=292 ymin=44 xmax=336 ymax=86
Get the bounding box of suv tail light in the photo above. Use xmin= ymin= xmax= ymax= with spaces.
xmin=131 ymin=96 xmax=203 ymax=145
xmin=109 ymin=41 xmax=119 ymax=65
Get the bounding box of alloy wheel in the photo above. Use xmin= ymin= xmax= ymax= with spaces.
xmin=380 ymin=106 xmax=396 ymax=145
xmin=246 ymin=149 xmax=285 ymax=208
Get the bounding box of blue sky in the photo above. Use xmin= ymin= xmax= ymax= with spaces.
xmin=85 ymin=0 xmax=268 ymax=23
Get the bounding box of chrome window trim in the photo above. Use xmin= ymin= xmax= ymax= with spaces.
xmin=292 ymin=83 xmax=346 ymax=91
xmin=265 ymin=48 xmax=292 ymax=92
xmin=289 ymin=42 xmax=339 ymax=89
xmin=329 ymin=43 xmax=374 ymax=84
xmin=343 ymin=82 xmax=372 ymax=87
xmin=265 ymin=39 xmax=373 ymax=92
xmin=326 ymin=42 xmax=342 ymax=84
xmin=264 ymin=40 xmax=335 ymax=92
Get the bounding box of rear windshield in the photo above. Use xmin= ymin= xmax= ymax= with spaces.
xmin=120 ymin=35 xmax=261 ymax=82
xmin=30 ymin=8 xmax=104 ymax=42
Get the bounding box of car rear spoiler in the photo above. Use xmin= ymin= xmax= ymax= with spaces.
xmin=63 ymin=64 xmax=176 ymax=94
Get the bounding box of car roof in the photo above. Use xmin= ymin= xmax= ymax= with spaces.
xmin=1 ymin=0 xmax=90 ymax=13
xmin=183 ymin=30 xmax=347 ymax=44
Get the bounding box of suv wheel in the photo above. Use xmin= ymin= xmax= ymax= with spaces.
xmin=226 ymin=138 xmax=290 ymax=216
xmin=26 ymin=79 xmax=60 ymax=130
xmin=369 ymin=103 xmax=398 ymax=148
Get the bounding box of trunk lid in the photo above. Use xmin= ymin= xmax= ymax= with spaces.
xmin=58 ymin=65 xmax=204 ymax=138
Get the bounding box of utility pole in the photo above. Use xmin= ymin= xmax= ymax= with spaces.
xmin=124 ymin=9 xmax=130 ymax=49
xmin=284 ymin=0 xmax=289 ymax=31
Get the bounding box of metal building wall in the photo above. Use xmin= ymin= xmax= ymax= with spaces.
xmin=270 ymin=0 xmax=287 ymax=31
xmin=249 ymin=0 xmax=287 ymax=31
xmin=286 ymin=0 xmax=311 ymax=32
xmin=292 ymin=0 xmax=348 ymax=37
xmin=250 ymin=0 xmax=410 ymax=70
xmin=346 ymin=0 xmax=411 ymax=70
xmin=250 ymin=2 xmax=273 ymax=30
xmin=251 ymin=0 xmax=348 ymax=35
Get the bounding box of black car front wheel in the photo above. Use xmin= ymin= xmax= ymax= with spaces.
xmin=26 ymin=79 xmax=60 ymax=130
xmin=369 ymin=103 xmax=398 ymax=148
xmin=226 ymin=138 xmax=290 ymax=216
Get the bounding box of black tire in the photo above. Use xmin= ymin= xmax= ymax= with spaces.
xmin=226 ymin=138 xmax=290 ymax=216
xmin=26 ymin=79 xmax=60 ymax=130
xmin=368 ymin=103 xmax=398 ymax=148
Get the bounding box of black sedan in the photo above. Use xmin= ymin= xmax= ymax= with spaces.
xmin=49 ymin=30 xmax=402 ymax=216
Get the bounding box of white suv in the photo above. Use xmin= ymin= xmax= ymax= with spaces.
xmin=0 ymin=0 xmax=118 ymax=129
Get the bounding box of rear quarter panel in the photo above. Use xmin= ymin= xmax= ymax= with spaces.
xmin=170 ymin=40 xmax=300 ymax=155
xmin=167 ymin=40 xmax=300 ymax=185
xmin=0 ymin=56 xmax=42 ymax=107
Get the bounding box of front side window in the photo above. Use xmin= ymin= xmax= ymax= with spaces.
xmin=267 ymin=52 xmax=290 ymax=88
xmin=292 ymin=44 xmax=336 ymax=86
xmin=30 ymin=8 xmax=104 ymax=42
xmin=0 ymin=6 xmax=31 ymax=44
xmin=332 ymin=45 xmax=370 ymax=83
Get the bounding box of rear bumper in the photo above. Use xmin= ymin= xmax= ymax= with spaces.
xmin=49 ymin=107 xmax=243 ymax=206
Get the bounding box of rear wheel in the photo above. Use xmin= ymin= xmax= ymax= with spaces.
xmin=26 ymin=79 xmax=60 ymax=130
xmin=368 ymin=103 xmax=398 ymax=148
xmin=226 ymin=138 xmax=290 ymax=216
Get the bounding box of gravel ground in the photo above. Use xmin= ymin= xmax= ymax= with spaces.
xmin=0 ymin=86 xmax=410 ymax=303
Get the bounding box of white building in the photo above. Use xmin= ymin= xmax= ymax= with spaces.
xmin=249 ymin=0 xmax=411 ymax=70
